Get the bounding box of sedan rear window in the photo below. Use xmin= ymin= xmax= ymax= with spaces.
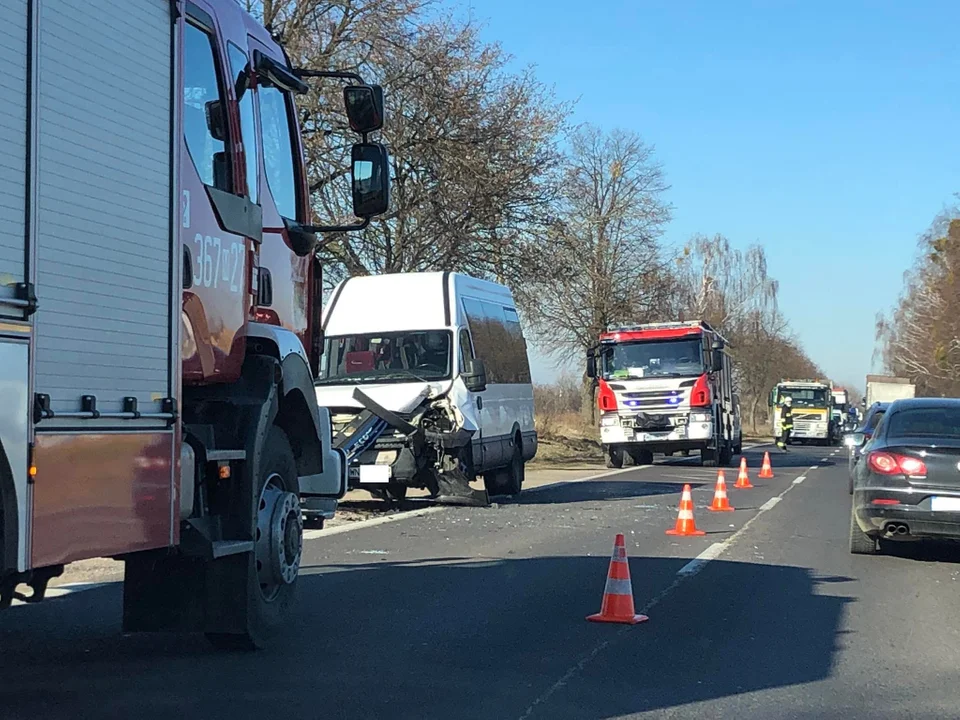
xmin=866 ymin=410 xmax=885 ymax=431
xmin=887 ymin=408 xmax=960 ymax=438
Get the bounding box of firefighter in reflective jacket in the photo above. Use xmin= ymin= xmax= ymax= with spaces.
xmin=777 ymin=396 xmax=793 ymax=451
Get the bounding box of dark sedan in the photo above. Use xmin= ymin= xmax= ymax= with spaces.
xmin=844 ymin=401 xmax=890 ymax=494
xmin=850 ymin=397 xmax=960 ymax=555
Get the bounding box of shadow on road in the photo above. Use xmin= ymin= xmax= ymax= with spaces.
xmin=509 ymin=480 xmax=701 ymax=506
xmin=0 ymin=555 xmax=852 ymax=720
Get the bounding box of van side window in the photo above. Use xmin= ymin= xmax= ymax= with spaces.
xmin=459 ymin=328 xmax=474 ymax=372
xmin=227 ymin=43 xmax=258 ymax=204
xmin=183 ymin=23 xmax=230 ymax=191
xmin=258 ymin=84 xmax=301 ymax=220
xmin=461 ymin=298 xmax=530 ymax=384
xmin=503 ymin=307 xmax=532 ymax=383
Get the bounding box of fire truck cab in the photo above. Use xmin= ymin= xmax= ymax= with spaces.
xmin=0 ymin=0 xmax=389 ymax=648
xmin=587 ymin=321 xmax=739 ymax=468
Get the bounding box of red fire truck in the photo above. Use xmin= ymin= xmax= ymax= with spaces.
xmin=0 ymin=0 xmax=389 ymax=648
xmin=587 ymin=321 xmax=740 ymax=468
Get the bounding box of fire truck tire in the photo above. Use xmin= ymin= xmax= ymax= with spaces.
xmin=701 ymin=448 xmax=718 ymax=467
xmin=206 ymin=425 xmax=302 ymax=651
xmin=630 ymin=449 xmax=653 ymax=466
xmin=605 ymin=446 xmax=624 ymax=469
xmin=719 ymin=444 xmax=734 ymax=467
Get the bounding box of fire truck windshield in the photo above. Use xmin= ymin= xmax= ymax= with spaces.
xmin=600 ymin=339 xmax=704 ymax=379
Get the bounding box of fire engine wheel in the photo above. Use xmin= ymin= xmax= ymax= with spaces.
xmin=719 ymin=445 xmax=734 ymax=467
xmin=700 ymin=448 xmax=718 ymax=467
xmin=206 ymin=425 xmax=301 ymax=651
xmin=605 ymin=446 xmax=624 ymax=469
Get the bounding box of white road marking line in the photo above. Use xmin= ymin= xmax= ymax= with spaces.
xmin=793 ymin=476 xmax=806 ymax=484
xmin=304 ymin=506 xmax=446 ymax=539
xmin=809 ymin=466 xmax=819 ymax=472
xmin=677 ymin=543 xmax=726 ymax=576
xmin=520 ymin=463 xmax=808 ymax=720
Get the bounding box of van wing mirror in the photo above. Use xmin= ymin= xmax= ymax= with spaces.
xmin=343 ymin=84 xmax=385 ymax=134
xmin=463 ymin=358 xmax=487 ymax=393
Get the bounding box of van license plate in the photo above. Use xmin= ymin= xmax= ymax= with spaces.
xmin=359 ymin=465 xmax=391 ymax=484
xmin=931 ymin=496 xmax=960 ymax=512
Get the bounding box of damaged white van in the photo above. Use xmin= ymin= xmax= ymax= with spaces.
xmin=313 ymin=272 xmax=537 ymax=507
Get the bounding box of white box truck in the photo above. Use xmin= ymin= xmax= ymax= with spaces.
xmin=865 ymin=375 xmax=916 ymax=406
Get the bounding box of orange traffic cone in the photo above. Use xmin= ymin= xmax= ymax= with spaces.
xmin=759 ymin=451 xmax=774 ymax=479
xmin=666 ymin=484 xmax=706 ymax=536
xmin=709 ymin=470 xmax=735 ymax=512
xmin=587 ymin=534 xmax=649 ymax=625
xmin=734 ymin=456 xmax=754 ymax=489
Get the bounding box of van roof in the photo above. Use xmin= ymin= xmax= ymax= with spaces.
xmin=322 ymin=272 xmax=515 ymax=336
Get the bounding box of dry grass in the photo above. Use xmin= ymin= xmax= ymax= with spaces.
xmin=533 ymin=409 xmax=603 ymax=466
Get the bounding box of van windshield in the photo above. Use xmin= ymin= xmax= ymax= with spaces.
xmin=318 ymin=331 xmax=453 ymax=385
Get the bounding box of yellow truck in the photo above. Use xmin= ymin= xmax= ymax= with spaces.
xmin=770 ymin=379 xmax=834 ymax=446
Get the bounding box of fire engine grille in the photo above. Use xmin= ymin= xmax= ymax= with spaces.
xmin=619 ymin=389 xmax=689 ymax=412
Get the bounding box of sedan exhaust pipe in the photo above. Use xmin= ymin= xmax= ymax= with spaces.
xmin=884 ymin=522 xmax=909 ymax=536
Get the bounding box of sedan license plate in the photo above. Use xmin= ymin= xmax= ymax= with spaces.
xmin=930 ymin=496 xmax=960 ymax=512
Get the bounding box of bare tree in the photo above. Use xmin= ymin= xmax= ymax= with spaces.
xmin=878 ymin=199 xmax=960 ymax=397
xmin=517 ymin=125 xmax=673 ymax=421
xmin=672 ymin=234 xmax=828 ymax=432
xmin=246 ymin=0 xmax=569 ymax=288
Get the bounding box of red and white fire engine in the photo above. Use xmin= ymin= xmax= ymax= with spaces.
xmin=587 ymin=321 xmax=740 ymax=468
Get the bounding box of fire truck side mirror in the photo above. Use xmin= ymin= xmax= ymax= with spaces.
xmin=586 ymin=349 xmax=596 ymax=379
xmin=343 ymin=84 xmax=384 ymax=135
xmin=351 ymin=142 xmax=390 ymax=218
xmin=711 ymin=348 xmax=723 ymax=372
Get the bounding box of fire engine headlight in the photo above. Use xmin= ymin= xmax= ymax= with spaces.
xmin=600 ymin=414 xmax=619 ymax=427
xmin=690 ymin=413 xmax=711 ymax=423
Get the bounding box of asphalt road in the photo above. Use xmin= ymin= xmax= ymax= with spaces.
xmin=4 ymin=444 xmax=960 ymax=719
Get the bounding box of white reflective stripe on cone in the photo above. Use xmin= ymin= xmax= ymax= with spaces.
xmin=603 ymin=578 xmax=633 ymax=596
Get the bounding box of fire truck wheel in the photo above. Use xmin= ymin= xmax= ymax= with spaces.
xmin=206 ymin=425 xmax=301 ymax=651
xmin=630 ymin=449 xmax=653 ymax=466
xmin=701 ymin=448 xmax=718 ymax=467
xmin=605 ymin=446 xmax=624 ymax=469
xmin=719 ymin=445 xmax=734 ymax=467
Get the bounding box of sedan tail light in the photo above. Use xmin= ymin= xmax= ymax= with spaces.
xmin=867 ymin=451 xmax=927 ymax=477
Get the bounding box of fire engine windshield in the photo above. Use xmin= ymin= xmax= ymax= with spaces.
xmin=600 ymin=339 xmax=704 ymax=379
xmin=318 ymin=331 xmax=453 ymax=385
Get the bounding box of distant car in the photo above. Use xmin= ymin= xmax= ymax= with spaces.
xmin=849 ymin=397 xmax=960 ymax=555
xmin=845 ymin=401 xmax=890 ymax=494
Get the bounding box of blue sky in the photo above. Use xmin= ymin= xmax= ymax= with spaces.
xmin=465 ymin=0 xmax=960 ymax=393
